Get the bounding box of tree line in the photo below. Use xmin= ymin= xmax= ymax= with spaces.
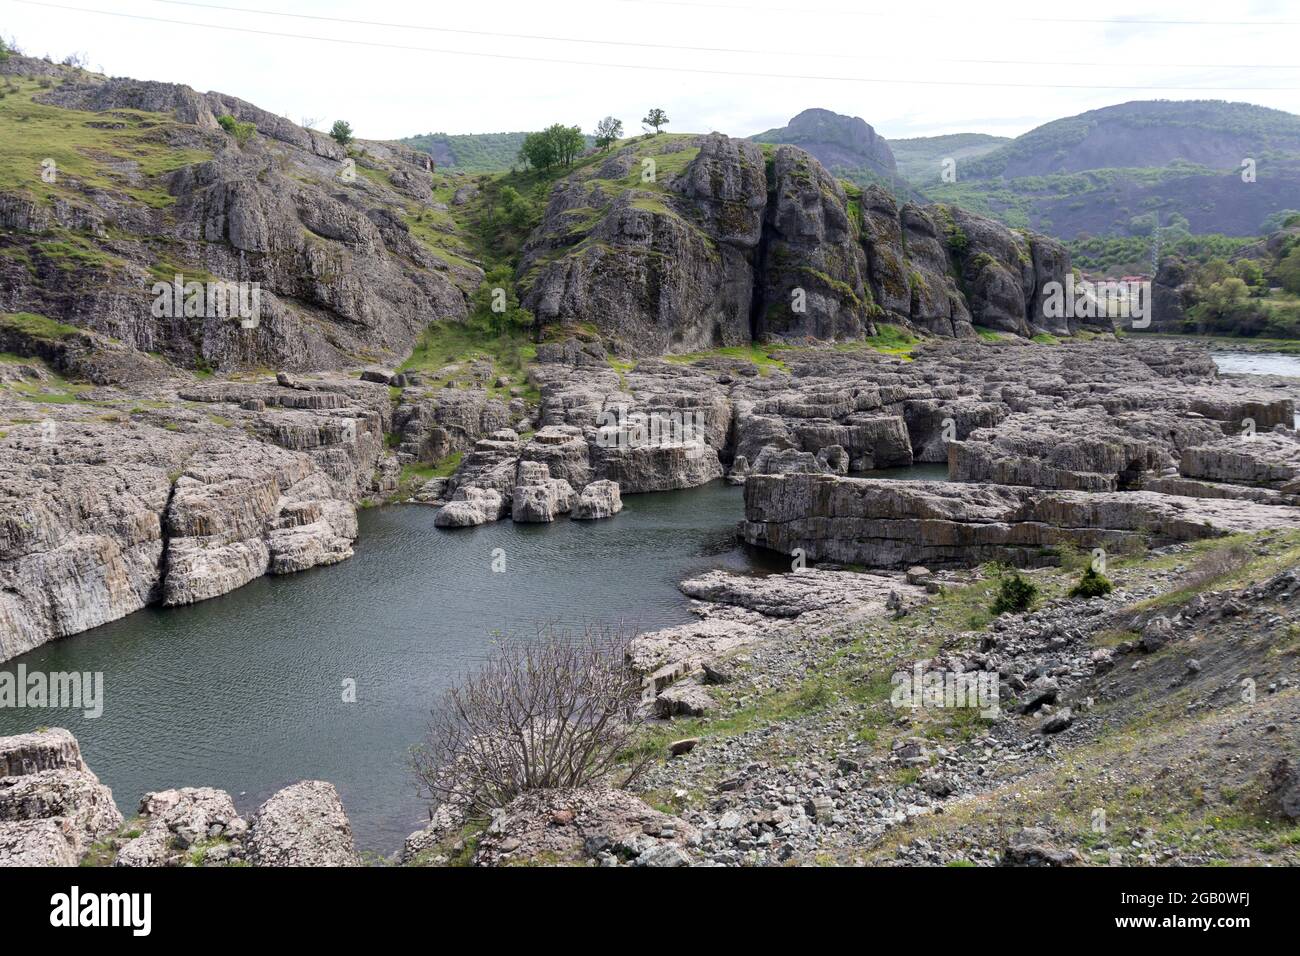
xmin=517 ymin=109 xmax=670 ymax=171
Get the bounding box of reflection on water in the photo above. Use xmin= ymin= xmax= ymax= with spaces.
xmin=0 ymin=458 xmax=955 ymax=852
xmin=0 ymin=482 xmax=775 ymax=852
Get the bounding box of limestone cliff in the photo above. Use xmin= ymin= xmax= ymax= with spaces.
xmin=519 ymin=133 xmax=1085 ymax=354
xmin=0 ymin=55 xmax=477 ymax=377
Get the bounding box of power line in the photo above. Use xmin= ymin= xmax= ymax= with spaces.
xmin=614 ymin=0 xmax=1300 ymax=27
xmin=12 ymin=0 xmax=1300 ymax=91
xmin=145 ymin=0 xmax=1300 ymax=71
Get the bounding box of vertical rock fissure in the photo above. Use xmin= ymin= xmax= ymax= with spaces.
xmin=746 ymin=168 xmax=778 ymax=343
xmin=153 ymin=473 xmax=181 ymax=608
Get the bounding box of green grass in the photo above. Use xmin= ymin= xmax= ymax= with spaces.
xmin=664 ymin=343 xmax=791 ymax=372
xmin=399 ymin=319 xmax=539 ymax=404
xmin=0 ymin=77 xmax=209 ymax=209
xmin=0 ymin=311 xmax=80 ymax=342
xmin=973 ymin=326 xmax=1004 ymax=342
xmin=401 ymin=451 xmax=463 ymax=485
xmin=31 ymin=234 xmax=126 ymax=272
xmin=859 ymin=322 xmax=920 ymax=358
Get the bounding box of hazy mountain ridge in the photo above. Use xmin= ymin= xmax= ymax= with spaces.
xmin=921 ymin=100 xmax=1300 ymax=239
xmin=888 ymin=133 xmax=1010 ymax=184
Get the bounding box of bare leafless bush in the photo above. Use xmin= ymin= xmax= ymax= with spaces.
xmin=411 ymin=627 xmax=648 ymax=815
xmin=1185 ymin=542 xmax=1253 ymax=591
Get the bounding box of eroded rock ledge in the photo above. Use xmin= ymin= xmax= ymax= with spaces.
xmin=0 ymin=728 xmax=359 ymax=867
xmin=740 ymin=474 xmax=1300 ymax=568
xmin=0 ymin=371 xmax=392 ymax=661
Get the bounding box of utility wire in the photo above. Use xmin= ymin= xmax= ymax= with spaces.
xmin=146 ymin=0 xmax=1300 ymax=70
xmin=613 ymin=0 xmax=1300 ymax=27
xmin=11 ymin=0 xmax=1300 ymax=91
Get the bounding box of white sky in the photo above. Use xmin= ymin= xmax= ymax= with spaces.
xmin=3 ymin=0 xmax=1299 ymax=141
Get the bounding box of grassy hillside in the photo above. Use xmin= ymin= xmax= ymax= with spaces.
xmin=888 ymin=133 xmax=1009 ymax=185
xmin=0 ymin=74 xmax=208 ymax=208
xmin=917 ymin=101 xmax=1300 ymax=239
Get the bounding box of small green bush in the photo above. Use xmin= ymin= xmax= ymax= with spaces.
xmin=1068 ymin=565 xmax=1114 ymax=599
xmin=216 ymin=114 xmax=255 ymax=146
xmin=991 ymin=569 xmax=1038 ymax=615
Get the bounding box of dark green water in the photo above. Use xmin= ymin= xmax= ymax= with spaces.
xmin=0 ymin=482 xmax=779 ymax=851
xmin=0 ymin=466 xmax=943 ymax=853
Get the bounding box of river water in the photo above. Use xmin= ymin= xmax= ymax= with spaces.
xmin=1212 ymin=350 xmax=1300 ymax=377
xmin=0 ymin=466 xmax=939 ymax=852
xmin=2 ymin=352 xmax=1292 ymax=852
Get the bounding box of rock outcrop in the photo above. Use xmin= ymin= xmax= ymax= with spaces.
xmin=0 ymin=371 xmax=390 ymax=660
xmin=571 ymin=479 xmax=623 ymax=519
xmin=0 ymin=730 xmax=364 ymax=867
xmin=518 ymin=132 xmax=1079 ymax=354
xmin=115 ymin=787 xmax=249 ymax=867
xmin=750 ymin=108 xmax=898 ymax=181
xmin=0 ymin=55 xmax=475 ymax=376
xmin=741 ymin=473 xmax=1300 ymax=568
xmin=248 ymin=781 xmax=361 ymax=867
xmin=0 ymin=729 xmax=122 ymax=865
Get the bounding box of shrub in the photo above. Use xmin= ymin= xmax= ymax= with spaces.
xmin=410 ymin=628 xmax=647 ymax=815
xmin=794 ymin=678 xmax=832 ymax=711
xmin=329 ymin=119 xmax=353 ymax=146
xmin=1068 ymin=566 xmax=1114 ymax=599
xmin=991 ymin=568 xmax=1037 ymax=615
xmin=216 ymin=114 xmax=255 ymax=147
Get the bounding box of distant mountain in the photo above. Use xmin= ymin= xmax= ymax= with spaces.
xmin=920 ymin=100 xmax=1300 ymax=239
xmin=401 ymin=131 xmax=596 ymax=172
xmin=750 ymin=108 xmax=898 ymax=186
xmin=961 ymin=100 xmax=1300 ymax=179
xmin=888 ymin=133 xmax=1009 ymax=185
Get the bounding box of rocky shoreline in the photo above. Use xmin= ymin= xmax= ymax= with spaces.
xmin=6 ymin=336 xmax=1300 ymax=657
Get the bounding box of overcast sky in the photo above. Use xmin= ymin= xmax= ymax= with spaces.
xmin=4 ymin=0 xmax=1299 ymax=141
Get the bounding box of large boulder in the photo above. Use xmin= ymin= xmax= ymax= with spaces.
xmin=571 ymin=480 xmax=623 ymax=519
xmin=248 ymin=781 xmax=360 ymax=867
xmin=115 ymin=787 xmax=248 ymax=867
xmin=0 ymin=728 xmax=123 ymax=865
xmin=511 ymin=461 xmax=575 ymax=523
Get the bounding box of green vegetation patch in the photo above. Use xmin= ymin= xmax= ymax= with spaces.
xmin=0 ymin=77 xmax=210 ymax=209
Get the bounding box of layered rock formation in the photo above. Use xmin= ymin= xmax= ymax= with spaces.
xmin=0 ymin=55 xmax=475 ymax=377
xmin=518 ymin=132 xmax=1083 ymax=354
xmin=0 ymin=729 xmax=121 ymax=865
xmin=0 ymin=371 xmax=391 ymax=660
xmin=740 ymin=474 xmax=1300 ymax=568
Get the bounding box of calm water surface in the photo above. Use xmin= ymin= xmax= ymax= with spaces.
xmin=1212 ymin=350 xmax=1300 ymax=378
xmin=1 ymin=482 xmax=780 ymax=851
xmin=0 ymin=458 xmax=946 ymax=851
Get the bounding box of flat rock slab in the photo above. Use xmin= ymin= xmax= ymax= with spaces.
xmin=741 ymin=474 xmax=1300 ymax=568
xmin=680 ymin=567 xmax=919 ymax=618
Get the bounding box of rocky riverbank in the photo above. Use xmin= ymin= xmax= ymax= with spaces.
xmin=392 ymin=525 xmax=1299 ymax=867
xmin=8 ymin=334 xmax=1300 ymax=663
xmin=0 ymin=728 xmax=359 ymax=866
